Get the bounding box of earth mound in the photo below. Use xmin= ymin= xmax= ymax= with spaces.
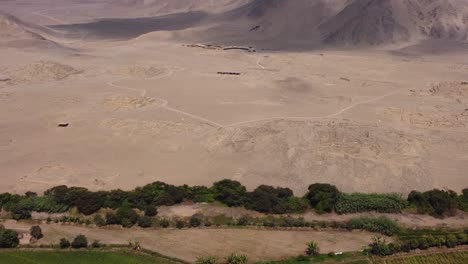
xmin=6 ymin=60 xmax=82 ymax=83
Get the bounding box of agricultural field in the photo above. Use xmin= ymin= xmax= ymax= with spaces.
xmin=0 ymin=250 xmax=181 ymax=264
xmin=378 ymin=251 xmax=468 ymax=264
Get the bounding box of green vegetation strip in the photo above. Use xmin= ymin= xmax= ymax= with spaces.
xmin=0 ymin=250 xmax=182 ymax=264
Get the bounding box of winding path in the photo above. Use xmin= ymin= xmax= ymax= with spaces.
xmin=30 ymin=8 xmax=401 ymax=129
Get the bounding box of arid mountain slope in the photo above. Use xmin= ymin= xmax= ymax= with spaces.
xmin=0 ymin=12 xmax=61 ymax=48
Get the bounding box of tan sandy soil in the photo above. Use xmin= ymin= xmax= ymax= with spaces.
xmin=0 ymin=1 xmax=467 ymax=196
xmin=3 ymin=220 xmax=375 ymax=262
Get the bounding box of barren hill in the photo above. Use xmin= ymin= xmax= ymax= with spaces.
xmin=0 ymin=12 xmax=61 ymax=49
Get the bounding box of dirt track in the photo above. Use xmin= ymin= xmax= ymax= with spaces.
xmin=3 ymin=221 xmax=375 ymax=262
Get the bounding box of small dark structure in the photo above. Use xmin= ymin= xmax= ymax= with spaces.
xmin=58 ymin=123 xmax=69 ymax=127
xmin=0 ymin=74 xmax=10 ymax=82
xmin=217 ymin=72 xmax=241 ymax=76
xmin=340 ymin=77 xmax=351 ymax=82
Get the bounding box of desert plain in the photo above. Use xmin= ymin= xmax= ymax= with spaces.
xmin=1 ymin=0 xmax=468 ymax=196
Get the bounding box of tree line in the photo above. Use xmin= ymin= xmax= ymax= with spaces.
xmin=0 ymin=180 xmax=467 ymax=221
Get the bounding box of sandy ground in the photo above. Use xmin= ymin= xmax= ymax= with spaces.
xmin=3 ymin=220 xmax=375 ymax=262
xmin=0 ymin=1 xmax=467 ymax=197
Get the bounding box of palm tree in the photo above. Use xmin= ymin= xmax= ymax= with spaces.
xmin=306 ymin=241 xmax=320 ymax=256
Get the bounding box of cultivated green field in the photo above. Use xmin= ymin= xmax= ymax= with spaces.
xmin=382 ymin=251 xmax=468 ymax=264
xmin=0 ymin=250 xmax=182 ymax=264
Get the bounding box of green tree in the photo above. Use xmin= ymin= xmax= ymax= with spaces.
xmin=0 ymin=229 xmax=19 ymax=248
xmin=306 ymin=183 xmax=340 ymax=214
xmin=211 ymin=180 xmax=246 ymax=207
xmin=30 ymin=225 xmax=43 ymax=240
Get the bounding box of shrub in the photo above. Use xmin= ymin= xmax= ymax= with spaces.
xmin=30 ymin=225 xmax=43 ymax=240
xmin=190 ymin=214 xmax=203 ymax=227
xmin=59 ymin=238 xmax=70 ymax=249
xmin=176 ymin=219 xmax=185 ymax=229
xmin=306 ymin=183 xmax=340 ymax=214
xmin=369 ymin=236 xmax=391 ymax=256
xmin=105 ymin=212 xmax=119 ymax=225
xmin=196 ymin=256 xmax=218 ymax=264
xmin=335 ymin=193 xmax=407 ymax=214
xmin=91 ymin=240 xmax=102 ymax=248
xmin=137 ymin=216 xmax=153 ymax=228
xmin=408 ymin=189 xmax=458 ymax=217
xmin=159 ymin=219 xmax=170 ymax=228
xmin=0 ymin=229 xmax=19 ymax=248
xmin=10 ymin=205 xmax=32 ymax=220
xmin=71 ymin=235 xmax=88 ymax=248
xmin=446 ymin=234 xmax=458 ymax=248
xmin=225 ymin=253 xmax=248 ymax=264
xmin=211 ymin=180 xmax=247 ymax=207
xmin=458 ymin=189 xmax=468 ymax=212
xmin=306 ymin=241 xmax=319 ymax=256
xmin=116 ymin=207 xmax=139 ymax=228
xmin=346 ymin=216 xmax=400 ymax=236
xmin=237 ymin=215 xmax=249 ymax=226
xmin=93 ymin=214 xmax=106 ymax=226
xmin=144 ymin=206 xmax=158 ymax=217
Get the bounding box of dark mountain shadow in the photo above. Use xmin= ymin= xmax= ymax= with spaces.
xmin=50 ymin=11 xmax=209 ymax=40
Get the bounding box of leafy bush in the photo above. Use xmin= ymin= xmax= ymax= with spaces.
xmin=458 ymin=189 xmax=468 ymax=212
xmin=335 ymin=193 xmax=407 ymax=214
xmin=91 ymin=240 xmax=102 ymax=248
xmin=10 ymin=205 xmax=32 ymax=220
xmin=144 ymin=206 xmax=158 ymax=217
xmin=93 ymin=214 xmax=106 ymax=227
xmin=190 ymin=214 xmax=203 ymax=227
xmin=116 ymin=207 xmax=139 ymax=228
xmin=159 ymin=219 xmax=170 ymax=228
xmin=408 ymin=189 xmax=458 ymax=217
xmin=176 ymin=219 xmax=185 ymax=229
xmin=346 ymin=216 xmax=400 ymax=236
xmin=137 ymin=216 xmax=153 ymax=228
xmin=306 ymin=241 xmax=319 ymax=256
xmin=225 ymin=253 xmax=248 ymax=264
xmin=196 ymin=256 xmax=218 ymax=264
xmin=30 ymin=225 xmax=43 ymax=240
xmin=59 ymin=238 xmax=70 ymax=249
xmin=212 ymin=180 xmax=246 ymax=207
xmin=369 ymin=236 xmax=392 ymax=256
xmin=0 ymin=229 xmax=19 ymax=248
xmin=105 ymin=212 xmax=119 ymax=225
xmin=71 ymin=235 xmax=88 ymax=248
xmin=306 ymin=183 xmax=340 ymax=214
xmin=237 ymin=215 xmax=250 ymax=226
